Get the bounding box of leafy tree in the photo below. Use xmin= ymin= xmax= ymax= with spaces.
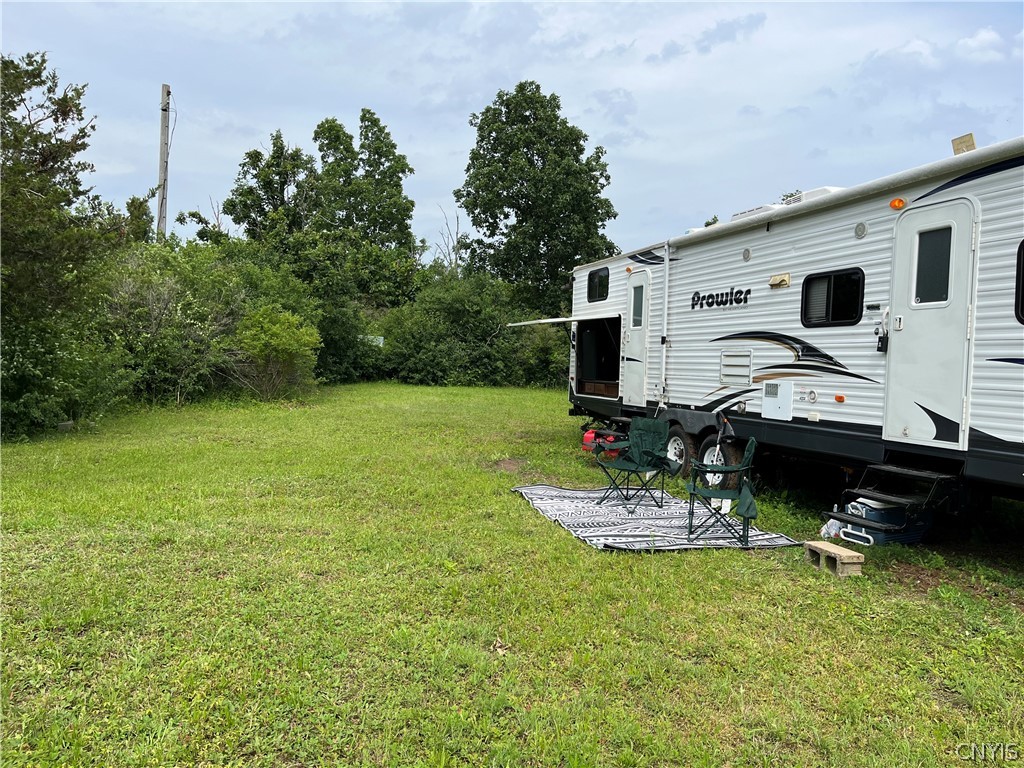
xmin=309 ymin=117 xmax=359 ymax=233
xmin=454 ymin=80 xmax=618 ymax=317
xmin=0 ymin=52 xmax=132 ymax=434
xmin=307 ymin=110 xmax=421 ymax=309
xmin=216 ymin=114 xmax=422 ymax=380
xmin=351 ymin=109 xmax=416 ymax=253
xmin=125 ymin=192 xmax=155 ymax=242
xmin=221 ymin=130 xmax=316 ymax=242
xmin=704 ymin=215 xmax=719 ymax=227
xmin=175 ymin=198 xmax=231 ymax=244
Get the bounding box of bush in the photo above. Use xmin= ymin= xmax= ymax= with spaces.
xmin=105 ymin=240 xmax=322 ymax=403
xmin=223 ymin=305 xmax=321 ymax=400
xmin=376 ymin=270 xmax=566 ymax=388
xmin=1 ymin=318 xmax=133 ymax=435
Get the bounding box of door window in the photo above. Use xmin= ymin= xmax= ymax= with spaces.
xmin=914 ymin=227 xmax=952 ymax=305
xmin=631 ymin=284 xmax=644 ymax=328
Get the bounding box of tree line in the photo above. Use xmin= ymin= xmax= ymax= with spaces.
xmin=1 ymin=53 xmax=618 ymax=437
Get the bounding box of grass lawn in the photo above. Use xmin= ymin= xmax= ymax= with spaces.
xmin=2 ymin=383 xmax=1022 ymax=767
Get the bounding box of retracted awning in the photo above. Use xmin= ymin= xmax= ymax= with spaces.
xmin=506 ymin=317 xmax=573 ymax=327
xmin=507 ymin=314 xmax=619 ymax=327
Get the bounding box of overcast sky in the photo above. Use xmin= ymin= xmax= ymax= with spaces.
xmin=4 ymin=2 xmax=1022 ymax=255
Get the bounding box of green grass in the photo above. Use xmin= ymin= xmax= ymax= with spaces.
xmin=3 ymin=383 xmax=1022 ymax=767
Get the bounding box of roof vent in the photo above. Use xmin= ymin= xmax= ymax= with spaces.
xmin=730 ymin=204 xmax=781 ymax=222
xmin=782 ymin=186 xmax=844 ymax=206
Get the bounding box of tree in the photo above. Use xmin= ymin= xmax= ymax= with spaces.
xmin=0 ymin=52 xmax=132 ymax=435
xmin=221 ymin=130 xmax=316 ymax=242
xmin=454 ymin=81 xmax=617 ymax=317
xmin=216 ymin=114 xmax=422 ymax=381
xmin=175 ymin=197 xmax=231 ymax=244
xmin=125 ymin=192 xmax=155 ymax=242
xmin=351 ymin=108 xmax=416 ymax=253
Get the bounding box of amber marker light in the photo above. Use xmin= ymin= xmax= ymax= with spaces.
xmin=889 ymin=198 xmax=907 ymax=210
xmin=625 ymin=266 xmax=633 ymax=273
xmin=835 ymin=394 xmax=846 ymax=403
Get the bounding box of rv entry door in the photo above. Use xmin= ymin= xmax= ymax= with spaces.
xmin=622 ymin=270 xmax=650 ymax=407
xmin=883 ymin=198 xmax=977 ymax=449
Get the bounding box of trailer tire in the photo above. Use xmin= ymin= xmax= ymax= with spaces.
xmin=696 ymin=434 xmax=743 ymax=490
xmin=665 ymin=425 xmax=695 ymax=476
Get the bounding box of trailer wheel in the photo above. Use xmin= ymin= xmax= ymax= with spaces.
xmin=666 ymin=426 xmax=695 ymax=476
xmin=696 ymin=434 xmax=742 ymax=490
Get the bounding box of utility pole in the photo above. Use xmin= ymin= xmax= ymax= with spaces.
xmin=156 ymin=83 xmax=171 ymax=237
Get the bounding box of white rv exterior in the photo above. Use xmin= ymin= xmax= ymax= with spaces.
xmin=566 ymin=137 xmax=1024 ymax=495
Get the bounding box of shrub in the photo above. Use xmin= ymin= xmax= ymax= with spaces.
xmin=105 ymin=241 xmax=322 ymax=403
xmin=223 ymin=305 xmax=321 ymax=400
xmin=376 ymin=270 xmax=565 ymax=388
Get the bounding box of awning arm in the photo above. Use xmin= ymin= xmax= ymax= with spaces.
xmin=506 ymin=317 xmax=574 ymax=327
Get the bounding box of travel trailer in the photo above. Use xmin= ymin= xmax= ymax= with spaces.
xmin=520 ymin=136 xmax=1024 ymax=511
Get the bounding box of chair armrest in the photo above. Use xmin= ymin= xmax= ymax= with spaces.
xmin=690 ymin=459 xmax=748 ymax=474
xmin=686 ymin=485 xmax=740 ymax=501
xmin=663 ymin=457 xmax=683 ymax=476
xmin=594 ymin=438 xmax=630 ymax=456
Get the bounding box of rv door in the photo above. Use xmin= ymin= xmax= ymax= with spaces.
xmin=622 ymin=270 xmax=650 ymax=407
xmin=883 ymin=198 xmax=977 ymax=449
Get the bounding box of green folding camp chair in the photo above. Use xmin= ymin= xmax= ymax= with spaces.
xmin=594 ymin=417 xmax=681 ymax=514
xmin=687 ymin=436 xmax=758 ymax=547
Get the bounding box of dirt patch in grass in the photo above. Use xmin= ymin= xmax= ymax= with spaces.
xmin=889 ymin=562 xmax=1024 ymax=611
xmin=492 ymin=458 xmax=528 ymax=473
xmin=889 ymin=562 xmax=947 ymax=593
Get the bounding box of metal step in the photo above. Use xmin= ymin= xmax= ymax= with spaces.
xmin=864 ymin=464 xmax=957 ymax=482
xmin=844 ymin=488 xmax=930 ymax=509
xmin=828 ymin=508 xmax=909 ymax=532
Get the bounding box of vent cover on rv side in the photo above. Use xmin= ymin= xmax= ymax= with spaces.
xmin=762 ymin=380 xmax=794 ymax=421
xmin=720 ymin=349 xmax=753 ymax=386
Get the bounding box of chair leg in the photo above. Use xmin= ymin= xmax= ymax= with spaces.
xmin=688 ymin=495 xmax=748 ymax=545
xmin=598 ymin=468 xmax=664 ymax=514
xmin=597 ymin=465 xmax=625 ymax=506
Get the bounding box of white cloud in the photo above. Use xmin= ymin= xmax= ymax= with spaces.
xmin=955 ymin=27 xmax=1006 ymax=63
xmin=2 ymin=1 xmax=1020 ymax=251
xmin=896 ymin=38 xmax=942 ymax=69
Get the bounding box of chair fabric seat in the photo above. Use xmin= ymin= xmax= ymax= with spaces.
xmin=687 ymin=437 xmax=759 ymax=546
xmin=594 ymin=418 xmax=680 ymax=514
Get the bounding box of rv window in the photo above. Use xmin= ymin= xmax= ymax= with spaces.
xmin=801 ymin=268 xmax=864 ymax=327
xmin=914 ymin=227 xmax=952 ymax=305
xmin=588 ymin=268 xmax=609 ymax=302
xmin=1015 ymin=239 xmax=1023 ymax=325
xmin=631 ymin=284 xmax=645 ymax=328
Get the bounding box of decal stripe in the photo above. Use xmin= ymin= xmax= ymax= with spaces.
xmin=627 ymin=251 xmax=663 ymax=265
xmin=916 ymin=403 xmax=960 ymax=443
xmin=703 ymin=388 xmax=758 ymax=412
xmin=915 ymin=155 xmax=1024 ymax=202
xmin=754 ymin=363 xmax=879 ymax=383
xmin=712 ymin=332 xmax=846 ymax=368
xmin=989 ymin=357 xmax=1024 ymax=365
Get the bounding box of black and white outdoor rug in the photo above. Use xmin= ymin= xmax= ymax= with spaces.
xmin=514 ymin=485 xmax=801 ymax=551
